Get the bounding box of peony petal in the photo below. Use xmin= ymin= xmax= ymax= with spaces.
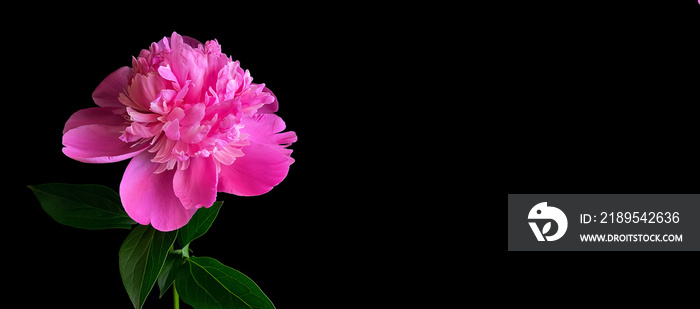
xmin=163 ymin=119 xmax=181 ymax=140
xmin=62 ymin=124 xmax=149 ymax=163
xmin=63 ymin=107 xmax=126 ymax=134
xmin=174 ymin=156 xmax=218 ymax=209
xmin=256 ymin=86 xmax=279 ymax=114
xmin=92 ymin=66 xmax=131 ymax=108
xmin=120 ymin=151 xmax=196 ymax=231
xmin=126 ymin=107 xmax=160 ymax=122
xmin=169 ymin=32 xmax=193 ymax=87
xmin=181 ymin=35 xmax=203 ymax=48
xmin=240 ymin=114 xmax=297 ymax=147
xmin=127 ymin=72 xmax=166 ymax=111
xmin=180 ymin=103 xmax=206 ymax=126
xmin=180 ymin=124 xmax=210 ymax=144
xmin=212 ymin=143 xmax=245 ymax=165
xmin=217 ymin=143 xmax=290 ymax=196
xmin=158 ymin=65 xmax=178 ymax=83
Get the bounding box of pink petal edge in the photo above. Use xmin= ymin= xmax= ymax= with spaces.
xmin=62 ymin=124 xmax=149 ymax=163
xmin=120 ymin=152 xmax=197 ymax=231
xmin=63 ymin=107 xmax=126 ymax=134
xmin=217 ymin=143 xmax=291 ymax=196
xmin=92 ymin=66 xmax=131 ymax=108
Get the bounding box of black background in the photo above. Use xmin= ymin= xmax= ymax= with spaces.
xmin=6 ymin=6 xmax=420 ymax=308
xmin=506 ymin=2 xmax=700 ymax=194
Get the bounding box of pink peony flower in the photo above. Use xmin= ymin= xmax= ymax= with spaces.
xmin=62 ymin=32 xmax=296 ymax=231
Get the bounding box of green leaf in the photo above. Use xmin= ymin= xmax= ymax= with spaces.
xmin=177 ymin=201 xmax=223 ymax=247
xmin=157 ymin=252 xmax=184 ymax=298
xmin=176 ymin=256 xmax=275 ymax=309
xmin=28 ymin=183 xmax=136 ymax=230
xmin=119 ymin=225 xmax=177 ymax=309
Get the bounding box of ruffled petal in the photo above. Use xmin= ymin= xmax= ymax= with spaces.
xmin=125 ymin=72 xmax=167 ymax=111
xmin=217 ymin=143 xmax=290 ymax=196
xmin=173 ymin=156 xmax=218 ymax=209
xmin=240 ymin=113 xmax=297 ymax=149
xmin=120 ymin=151 xmax=196 ymax=231
xmin=257 ymin=86 xmax=279 ymax=114
xmin=62 ymin=123 xmax=149 ymax=163
xmin=169 ymin=32 xmax=195 ymax=88
xmin=92 ymin=66 xmax=131 ymax=108
xmin=181 ymin=35 xmax=203 ymax=48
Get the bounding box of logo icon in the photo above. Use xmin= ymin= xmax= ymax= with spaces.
xmin=528 ymin=202 xmax=567 ymax=241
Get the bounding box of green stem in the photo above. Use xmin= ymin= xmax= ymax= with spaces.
xmin=174 ymin=284 xmax=179 ymax=309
